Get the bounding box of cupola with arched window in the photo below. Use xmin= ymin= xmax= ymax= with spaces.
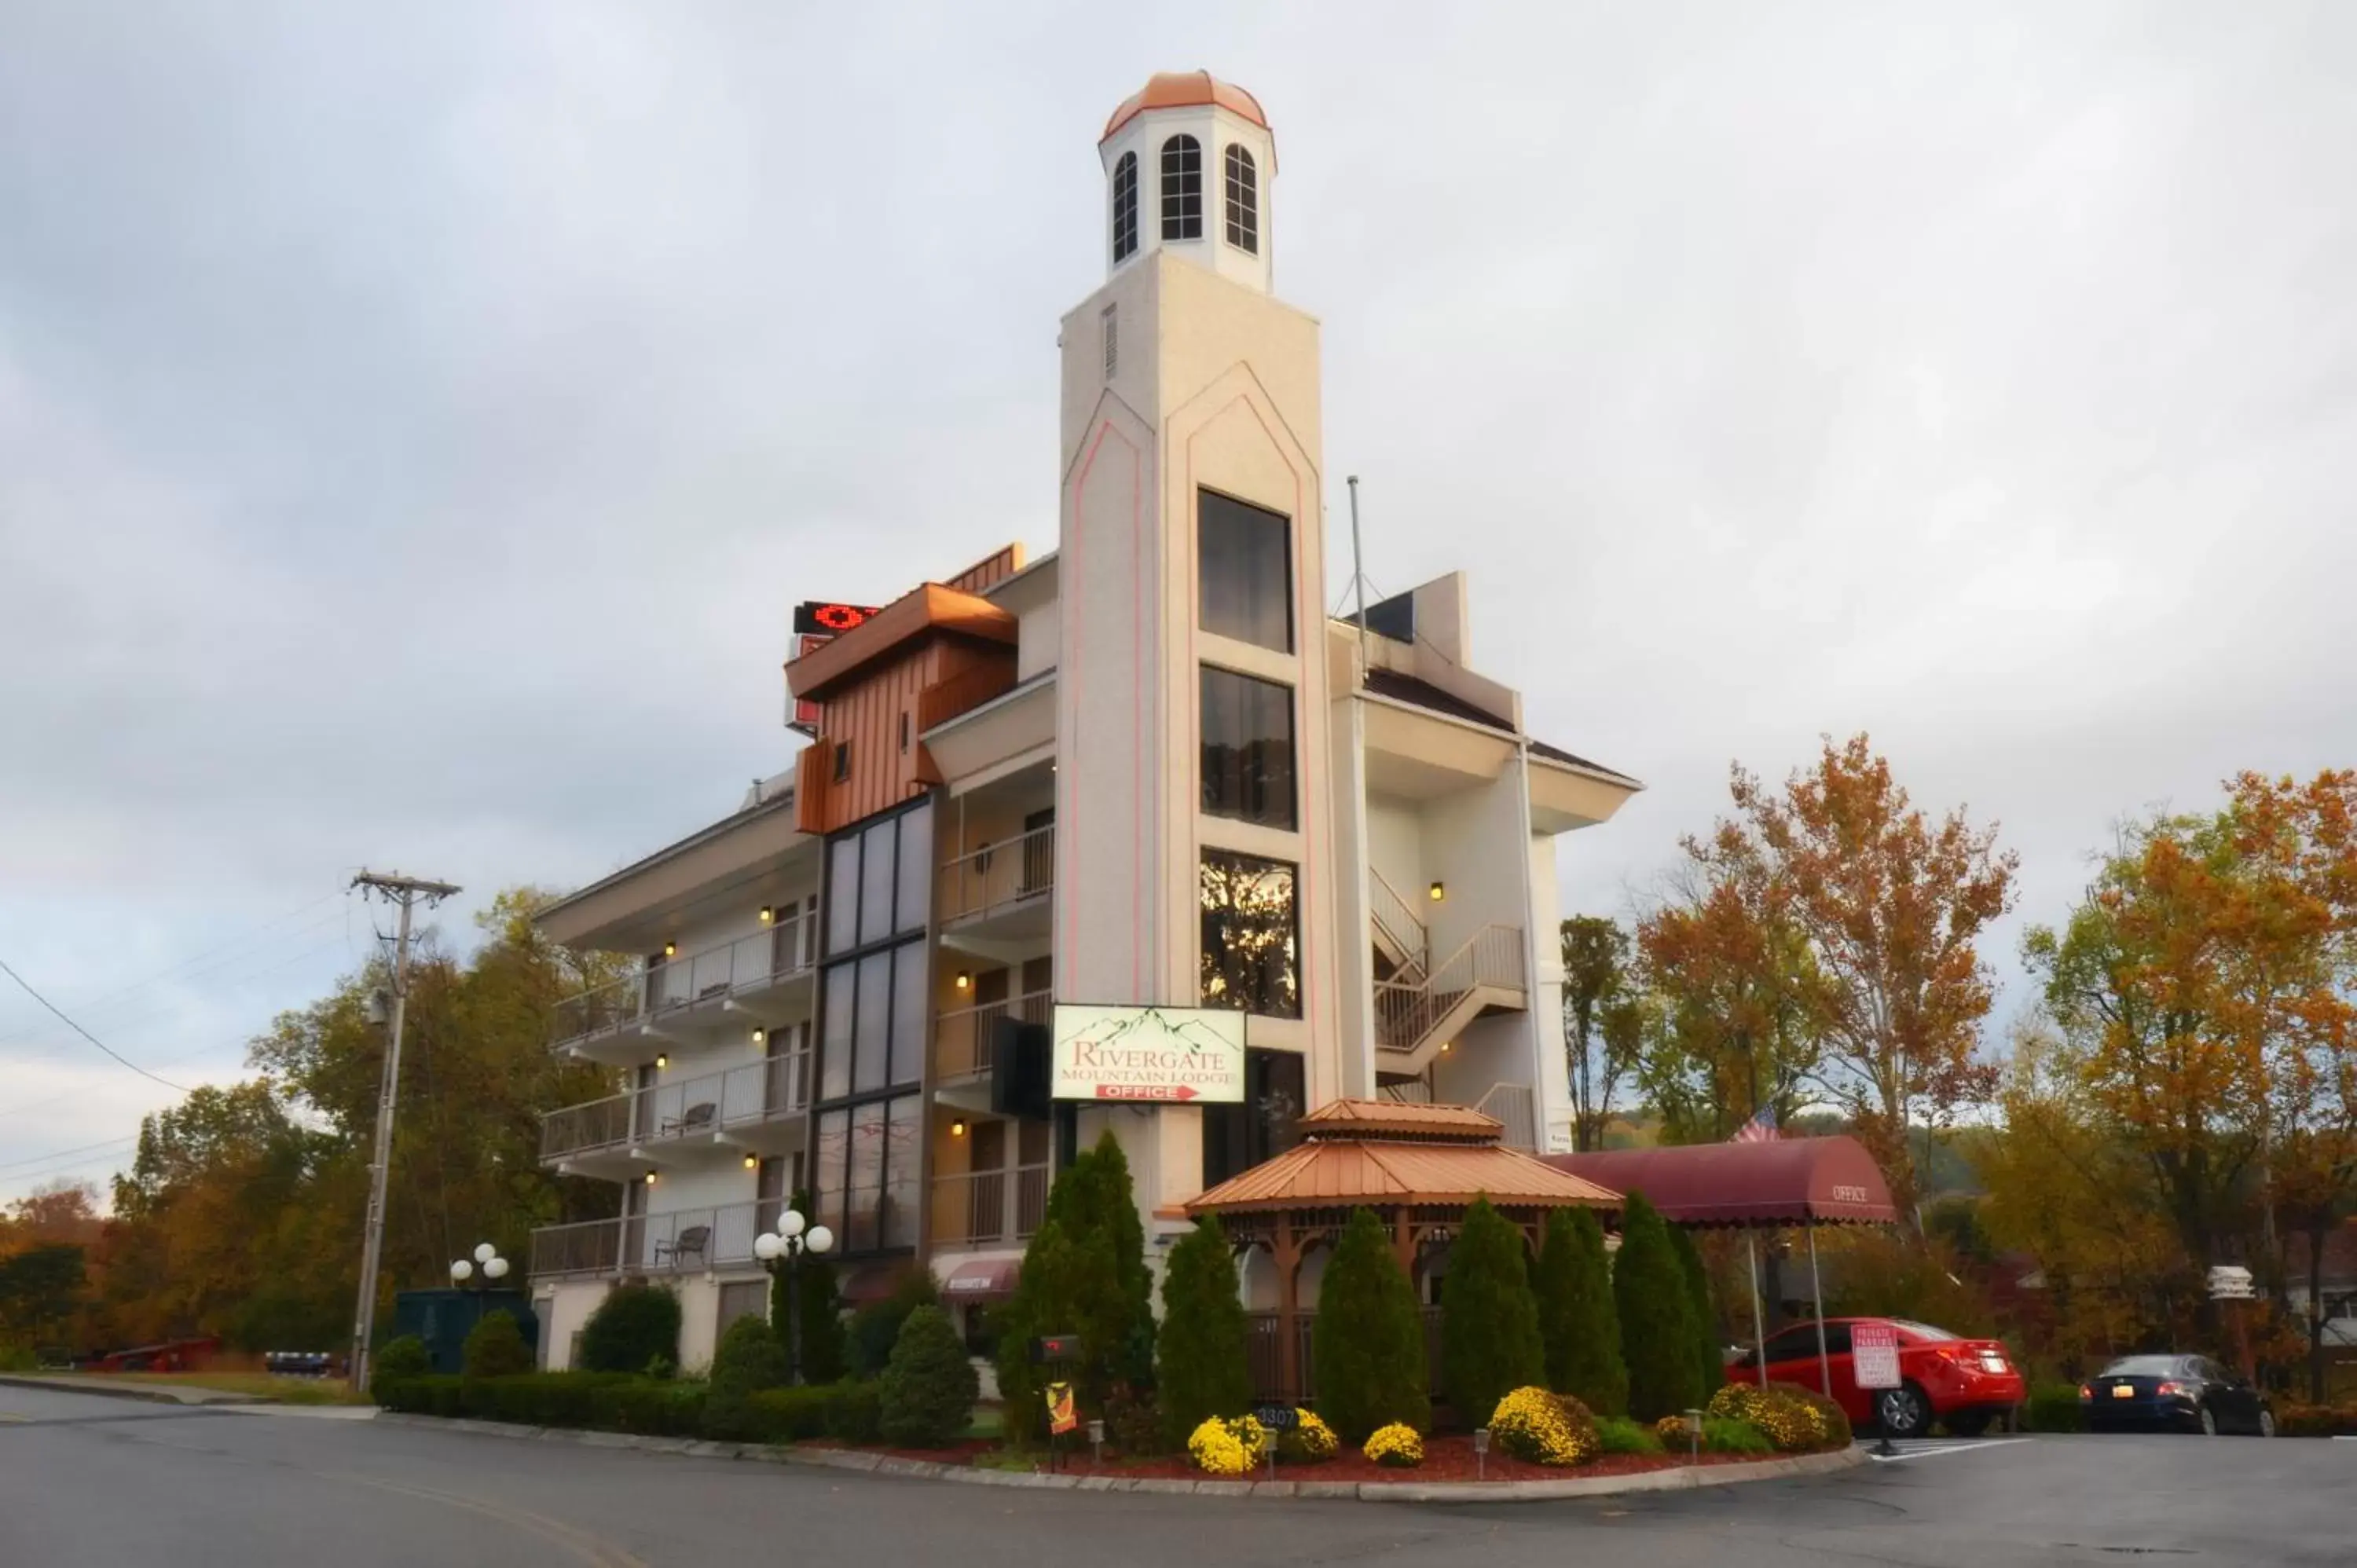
xmin=1098 ymin=70 xmax=1276 ymax=295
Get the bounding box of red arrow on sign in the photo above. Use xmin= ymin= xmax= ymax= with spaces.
xmin=1095 ymin=1084 xmax=1198 ymax=1102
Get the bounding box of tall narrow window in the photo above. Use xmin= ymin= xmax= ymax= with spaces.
xmin=1197 ymin=489 xmax=1292 ymax=651
xmin=1200 ymin=852 xmax=1300 ymax=1019
xmin=1200 ymin=665 xmax=1296 ymax=829
xmin=1222 ymin=144 xmax=1258 ymax=254
xmin=1111 ymin=151 xmax=1138 ymax=263
xmin=1160 ymin=135 xmax=1201 ymax=240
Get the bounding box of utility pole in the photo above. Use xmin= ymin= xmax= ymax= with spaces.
xmin=347 ymin=869 xmax=460 ymax=1392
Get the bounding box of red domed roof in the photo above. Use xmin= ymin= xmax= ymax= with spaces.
xmin=1102 ymin=71 xmax=1269 ymax=141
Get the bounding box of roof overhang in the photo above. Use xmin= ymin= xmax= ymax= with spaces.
xmin=786 ymin=583 xmax=1017 ymax=703
xmin=1541 ymin=1136 xmax=1899 ymax=1228
xmin=536 ymin=793 xmax=816 ymax=952
xmin=1528 ymin=753 xmax=1641 ymax=833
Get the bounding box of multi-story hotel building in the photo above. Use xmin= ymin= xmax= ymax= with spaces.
xmin=526 ymin=72 xmax=1638 ymax=1369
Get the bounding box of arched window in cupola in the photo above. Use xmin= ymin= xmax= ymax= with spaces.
xmin=1223 ymin=144 xmax=1259 ymax=255
xmin=1160 ymin=134 xmax=1203 ymax=241
xmin=1111 ymin=151 xmax=1139 ymax=264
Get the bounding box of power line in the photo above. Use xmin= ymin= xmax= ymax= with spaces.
xmin=0 ymin=954 xmax=186 ymax=1092
xmin=0 ymin=1134 xmax=140 ymax=1177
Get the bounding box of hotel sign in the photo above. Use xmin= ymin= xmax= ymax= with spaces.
xmin=1050 ymin=1005 xmax=1246 ymax=1105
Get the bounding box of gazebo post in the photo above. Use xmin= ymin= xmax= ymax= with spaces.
xmin=1275 ymin=1212 xmax=1301 ymax=1404
xmin=1747 ymin=1229 xmax=1768 ymax=1388
xmin=1806 ymin=1220 xmax=1831 ymax=1398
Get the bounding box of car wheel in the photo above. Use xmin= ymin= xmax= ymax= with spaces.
xmin=1945 ymin=1412 xmax=1991 ymax=1438
xmin=1877 ymin=1383 xmax=1932 ymax=1441
xmin=2257 ymin=1409 xmax=2275 ymax=1438
xmin=2198 ymin=1405 xmax=2218 ymax=1437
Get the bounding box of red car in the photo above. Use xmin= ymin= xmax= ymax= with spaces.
xmin=1733 ymin=1317 xmax=2025 ymax=1438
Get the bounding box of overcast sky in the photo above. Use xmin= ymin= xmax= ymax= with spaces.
xmin=4 ymin=2 xmax=2352 ymax=1202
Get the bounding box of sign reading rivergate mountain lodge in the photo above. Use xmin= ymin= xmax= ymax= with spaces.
xmin=1050 ymin=1004 xmax=1247 ymax=1104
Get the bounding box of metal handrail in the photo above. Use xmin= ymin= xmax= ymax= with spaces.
xmin=1474 ymin=1082 xmax=1538 ymax=1151
xmin=528 ymin=1200 xmax=772 ymax=1279
xmin=547 ymin=912 xmax=814 ymax=1053
xmin=934 ymin=987 xmax=1053 ymax=1078
xmin=540 ymin=1051 xmax=811 ymax=1162
xmin=938 ymin=822 xmax=1055 ymax=925
xmin=1372 ymin=922 xmax=1526 ymax=1052
xmin=1367 ymin=868 xmax=1429 ymax=976
xmin=930 ymin=1162 xmax=1051 ymax=1246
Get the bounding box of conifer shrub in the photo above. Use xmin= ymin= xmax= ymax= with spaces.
xmin=1313 ymin=1207 xmax=1430 ymax=1442
xmin=1155 ymin=1214 xmax=1253 ymax=1446
xmin=1613 ymin=1192 xmax=1703 ymax=1420
xmin=461 ymin=1310 xmax=533 ymax=1380
xmin=1536 ymin=1207 xmax=1628 ymax=1416
xmin=1441 ymin=1195 xmax=1546 ymax=1427
xmin=578 ymin=1283 xmax=681 ymax=1376
xmin=878 ymin=1305 xmax=980 ymax=1449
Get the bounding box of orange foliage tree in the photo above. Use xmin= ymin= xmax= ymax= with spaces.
xmin=1641 ymin=735 xmax=2015 ymax=1218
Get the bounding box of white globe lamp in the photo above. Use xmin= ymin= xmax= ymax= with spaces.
xmin=449 ymin=1259 xmax=473 ymax=1283
xmin=483 ymin=1256 xmax=509 ymax=1280
xmin=754 ymin=1233 xmax=781 ymax=1262
xmin=473 ymin=1242 xmax=497 ymax=1266
xmin=806 ymin=1225 xmax=834 ymax=1255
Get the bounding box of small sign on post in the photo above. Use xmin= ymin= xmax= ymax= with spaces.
xmin=1853 ymin=1321 xmax=1902 ymax=1456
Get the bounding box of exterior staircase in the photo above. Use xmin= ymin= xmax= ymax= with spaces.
xmin=1369 ymin=921 xmax=1528 ymax=1075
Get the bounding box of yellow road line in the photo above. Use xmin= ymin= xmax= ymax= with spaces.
xmin=326 ymin=1473 xmax=646 ymax=1567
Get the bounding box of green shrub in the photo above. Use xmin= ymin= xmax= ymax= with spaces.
xmin=1594 ymin=1414 xmax=1663 ymax=1455
xmin=1708 ymin=1381 xmax=1828 ymax=1451
xmin=739 ymin=1384 xmax=834 ymax=1443
xmin=1442 ymin=1195 xmax=1546 ymax=1427
xmin=2023 ymin=1383 xmax=2084 ymax=1432
xmin=878 ymin=1305 xmax=980 ymax=1448
xmin=1536 ymin=1207 xmax=1627 ymax=1418
xmin=790 ymin=1260 xmax=847 ymax=1385
xmin=1313 ymin=1207 xmax=1431 ymax=1442
xmin=995 ymin=1134 xmax=1153 ymax=1444
xmin=850 ymin=1268 xmax=940 ymax=1378
xmin=703 ymin=1313 xmax=794 ymax=1441
xmin=586 ymin=1377 xmax=706 ymax=1436
xmin=376 ymin=1373 xmax=467 ymax=1416
xmin=1155 ymin=1214 xmax=1253 ymax=1447
xmin=369 ymin=1335 xmax=431 ymax=1402
xmin=578 ymin=1283 xmax=681 ymax=1376
xmin=823 ymin=1379 xmax=882 ymax=1442
xmin=1614 ymin=1192 xmax=1702 ymax=1420
xmin=1487 ymin=1387 xmax=1600 ymax=1466
xmin=1771 ymin=1379 xmax=1853 ymax=1447
xmin=482 ymin=1372 xmax=629 ymax=1427
xmin=462 ymin=1310 xmax=534 ymax=1381
xmin=1666 ymin=1224 xmax=1722 ymax=1398
xmin=1700 ymin=1415 xmax=1774 ymax=1454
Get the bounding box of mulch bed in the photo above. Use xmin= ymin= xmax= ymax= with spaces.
xmin=809 ymin=1431 xmax=1827 ymax=1484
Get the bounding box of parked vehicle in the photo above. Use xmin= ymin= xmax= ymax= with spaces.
xmin=1734 ymin=1317 xmax=2025 ymax=1438
xmin=2079 ymin=1354 xmax=2275 ymax=1436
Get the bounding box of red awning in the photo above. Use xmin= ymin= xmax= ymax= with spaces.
xmin=939 ymin=1258 xmax=1021 ymax=1302
xmin=834 ymin=1264 xmax=911 ymax=1305
xmin=1541 ymin=1136 xmax=1897 ymax=1228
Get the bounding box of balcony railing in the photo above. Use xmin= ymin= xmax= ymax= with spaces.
xmin=1373 ymin=923 xmax=1527 ymax=1053
xmin=929 ymin=1163 xmax=1050 ymax=1247
xmin=934 ymin=988 xmax=1053 ymax=1079
xmin=937 ymin=822 xmax=1054 ymax=926
xmin=528 ymin=1200 xmax=772 ymax=1279
xmin=539 ymin=1052 xmax=811 ymax=1163
xmin=548 ymin=913 xmax=814 ymax=1054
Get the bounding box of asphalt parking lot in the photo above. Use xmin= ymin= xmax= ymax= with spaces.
xmin=0 ymin=1385 xmax=2347 ymax=1568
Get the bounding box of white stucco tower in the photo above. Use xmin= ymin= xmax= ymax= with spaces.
xmin=1054 ymin=72 xmax=1337 ymax=1229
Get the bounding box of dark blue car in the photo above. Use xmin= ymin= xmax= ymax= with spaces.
xmin=2080 ymin=1354 xmax=2275 ymax=1437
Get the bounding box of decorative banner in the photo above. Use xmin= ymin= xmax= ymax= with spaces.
xmin=1045 ymin=1381 xmax=1078 ymax=1436
xmin=1852 ymin=1321 xmax=1901 ymax=1390
xmin=1050 ymin=1005 xmax=1247 ymax=1105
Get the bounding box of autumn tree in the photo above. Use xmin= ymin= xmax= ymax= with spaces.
xmin=1648 ymin=736 xmax=2014 ymax=1220
xmin=1561 ymin=917 xmax=1643 ymax=1152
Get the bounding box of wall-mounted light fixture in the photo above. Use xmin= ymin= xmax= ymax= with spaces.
xmin=759 ymin=906 xmax=775 ymax=925
xmin=950 ymin=1117 xmax=968 ymax=1138
xmin=1439 ymin=1040 xmax=1453 ymax=1054
xmin=752 ymin=1027 xmax=767 ymax=1046
xmin=663 ymin=940 xmax=678 ymax=957
xmin=654 ymin=1053 xmax=669 ymax=1071
xmin=643 ymin=1171 xmax=658 ymax=1187
xmin=955 ymin=971 xmax=972 ymax=991
xmin=743 ymin=1152 xmax=759 ymax=1171
xmin=1428 ymin=881 xmax=1446 ymax=903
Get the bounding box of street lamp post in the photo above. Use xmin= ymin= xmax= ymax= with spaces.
xmin=449 ymin=1242 xmax=511 ymax=1363
xmin=753 ymin=1208 xmax=834 ymax=1383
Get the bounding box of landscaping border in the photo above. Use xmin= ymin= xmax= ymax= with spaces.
xmin=372 ymin=1412 xmax=1863 ymax=1502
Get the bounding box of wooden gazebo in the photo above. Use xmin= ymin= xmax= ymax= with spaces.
xmin=1185 ymin=1098 xmax=1622 ymax=1402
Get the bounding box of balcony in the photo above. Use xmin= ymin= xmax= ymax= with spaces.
xmin=937 ymin=821 xmax=1054 ymax=948
xmin=933 ymin=987 xmax=1052 ymax=1081
xmin=529 ymin=1200 xmax=779 ymax=1280
xmin=539 ymin=1051 xmax=812 ymax=1177
xmin=929 ymin=1163 xmax=1050 ymax=1249
xmin=548 ymin=913 xmax=816 ymax=1065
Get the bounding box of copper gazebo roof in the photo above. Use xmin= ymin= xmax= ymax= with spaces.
xmin=1185 ymin=1098 xmax=1621 ymax=1217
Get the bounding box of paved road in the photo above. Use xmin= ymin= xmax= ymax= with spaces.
xmin=1 ymin=1384 xmax=2347 ymax=1567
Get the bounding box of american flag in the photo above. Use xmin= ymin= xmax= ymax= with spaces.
xmin=1732 ymin=1105 xmax=1779 ymax=1144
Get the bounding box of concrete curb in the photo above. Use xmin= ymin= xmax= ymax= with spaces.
xmin=370 ymin=1412 xmax=1866 ymax=1502
xmin=0 ymin=1374 xmax=243 ymax=1408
